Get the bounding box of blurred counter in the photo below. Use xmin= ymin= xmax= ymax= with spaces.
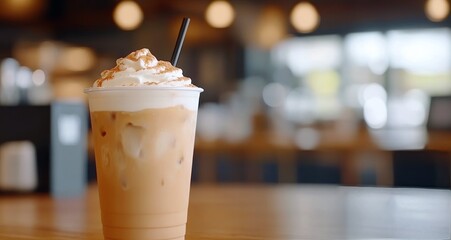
xmin=194 ymin=126 xmax=451 ymax=188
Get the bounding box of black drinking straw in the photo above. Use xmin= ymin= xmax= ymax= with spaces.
xmin=170 ymin=17 xmax=190 ymax=66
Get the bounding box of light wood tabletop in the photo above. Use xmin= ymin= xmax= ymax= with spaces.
xmin=0 ymin=184 xmax=449 ymax=240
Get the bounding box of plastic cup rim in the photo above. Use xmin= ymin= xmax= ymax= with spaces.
xmin=84 ymin=86 xmax=204 ymax=94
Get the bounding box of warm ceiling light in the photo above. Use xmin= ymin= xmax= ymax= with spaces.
xmin=290 ymin=2 xmax=320 ymax=33
xmin=425 ymin=0 xmax=449 ymax=22
xmin=0 ymin=0 xmax=46 ymax=20
xmin=113 ymin=0 xmax=144 ymax=31
xmin=5 ymin=0 xmax=33 ymax=11
xmin=205 ymin=0 xmax=235 ymax=28
xmin=256 ymin=6 xmax=286 ymax=49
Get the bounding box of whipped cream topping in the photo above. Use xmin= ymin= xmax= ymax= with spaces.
xmin=93 ymin=48 xmax=194 ymax=88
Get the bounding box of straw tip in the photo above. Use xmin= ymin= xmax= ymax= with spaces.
xmin=170 ymin=17 xmax=191 ymax=66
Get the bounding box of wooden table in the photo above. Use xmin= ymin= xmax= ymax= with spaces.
xmin=0 ymin=184 xmax=449 ymax=239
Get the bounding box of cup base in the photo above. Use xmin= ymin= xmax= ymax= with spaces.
xmin=103 ymin=224 xmax=185 ymax=240
xmin=104 ymin=238 xmax=184 ymax=240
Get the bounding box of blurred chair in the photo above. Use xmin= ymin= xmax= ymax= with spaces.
xmin=393 ymin=151 xmax=450 ymax=189
xmin=392 ymin=96 xmax=451 ymax=189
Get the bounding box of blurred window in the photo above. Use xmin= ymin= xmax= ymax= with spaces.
xmin=271 ymin=28 xmax=451 ymax=128
xmin=272 ymin=35 xmax=342 ymax=122
xmin=387 ymin=28 xmax=451 ymax=96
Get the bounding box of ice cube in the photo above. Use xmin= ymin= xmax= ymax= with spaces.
xmin=178 ymin=155 xmax=184 ymax=165
xmin=119 ymin=171 xmax=128 ymax=190
xmin=113 ymin=144 xmax=126 ymax=172
xmin=100 ymin=145 xmax=110 ymax=167
xmin=154 ymin=131 xmax=175 ymax=159
xmin=121 ymin=123 xmax=144 ymax=160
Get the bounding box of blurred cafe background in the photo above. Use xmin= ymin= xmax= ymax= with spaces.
xmin=0 ymin=0 xmax=450 ymax=196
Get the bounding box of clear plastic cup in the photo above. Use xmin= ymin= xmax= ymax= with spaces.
xmin=86 ymin=86 xmax=202 ymax=240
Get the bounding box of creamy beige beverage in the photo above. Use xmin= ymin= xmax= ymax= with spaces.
xmin=86 ymin=49 xmax=202 ymax=240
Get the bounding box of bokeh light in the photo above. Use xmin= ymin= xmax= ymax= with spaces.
xmin=256 ymin=6 xmax=286 ymax=48
xmin=60 ymin=47 xmax=96 ymax=72
xmin=16 ymin=66 xmax=32 ymax=89
xmin=0 ymin=0 xmax=46 ymax=21
xmin=205 ymin=0 xmax=235 ymax=28
xmin=290 ymin=2 xmax=320 ymax=33
xmin=294 ymin=128 xmax=320 ymax=150
xmin=283 ymin=88 xmax=315 ymax=125
xmin=360 ymin=83 xmax=387 ymax=106
xmin=32 ymin=69 xmax=45 ymax=86
xmin=425 ymin=0 xmax=449 ymax=22
xmin=364 ymin=98 xmax=387 ymax=129
xmin=262 ymin=82 xmax=288 ymax=107
xmin=113 ymin=0 xmax=144 ymax=31
xmin=361 ymin=83 xmax=388 ymax=129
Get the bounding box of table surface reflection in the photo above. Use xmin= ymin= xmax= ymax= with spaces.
xmin=0 ymin=184 xmax=449 ymax=239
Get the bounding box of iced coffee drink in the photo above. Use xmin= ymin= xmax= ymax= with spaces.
xmin=86 ymin=49 xmax=202 ymax=240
